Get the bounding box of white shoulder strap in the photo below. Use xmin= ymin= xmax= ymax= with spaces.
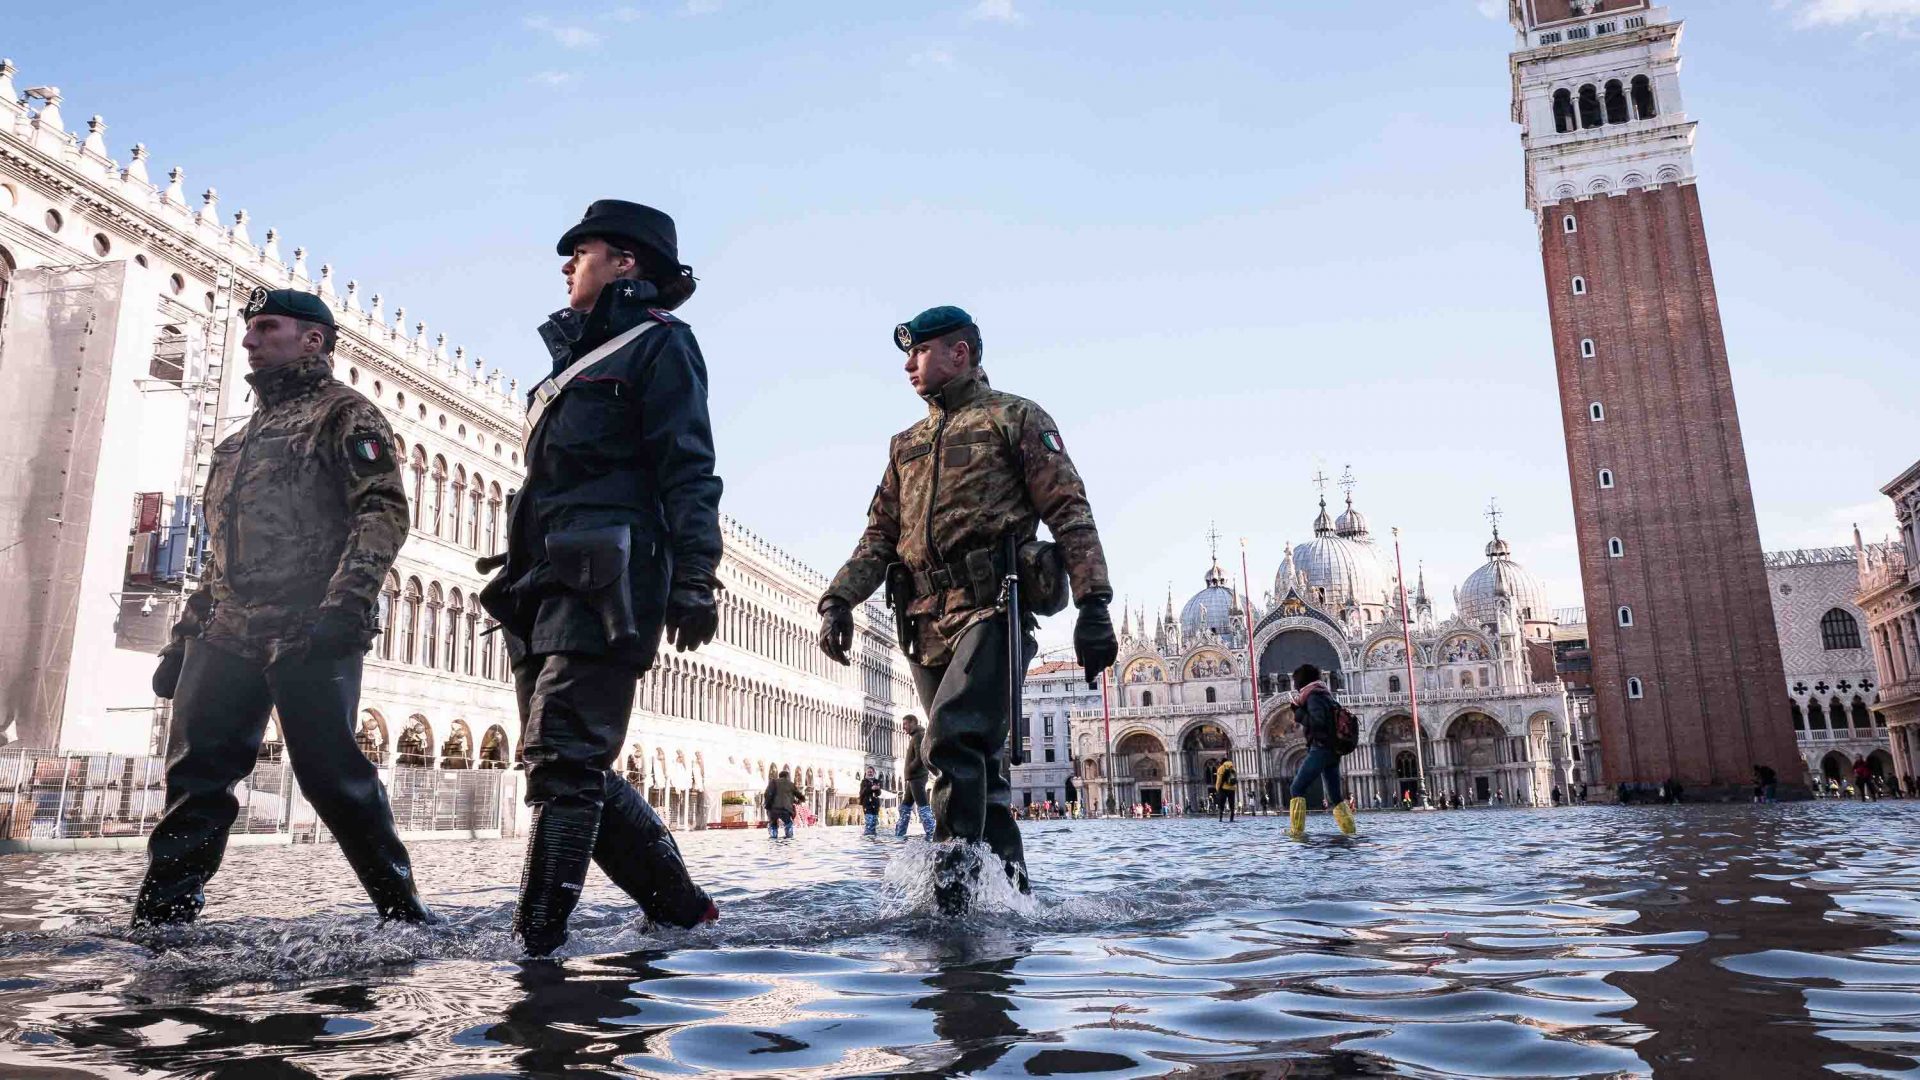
xmin=524 ymin=319 xmax=660 ymax=437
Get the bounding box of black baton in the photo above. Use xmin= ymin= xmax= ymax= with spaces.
xmin=1001 ymin=533 xmax=1026 ymax=767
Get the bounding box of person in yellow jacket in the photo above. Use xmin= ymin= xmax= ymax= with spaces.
xmin=1214 ymin=760 xmax=1238 ymax=822
xmin=1287 ymin=664 xmax=1357 ymax=838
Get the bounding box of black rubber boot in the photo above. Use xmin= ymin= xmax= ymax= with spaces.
xmin=336 ymin=835 xmax=437 ymax=924
xmin=131 ymin=868 xmax=209 ymax=928
xmin=933 ymin=844 xmax=984 ymax=917
xmin=593 ymin=774 xmax=718 ymax=929
xmin=514 ymin=800 xmax=602 ymax=956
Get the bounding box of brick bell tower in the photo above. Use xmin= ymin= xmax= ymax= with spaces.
xmin=1507 ymin=1 xmax=1799 ymax=796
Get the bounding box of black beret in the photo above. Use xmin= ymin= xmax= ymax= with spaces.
xmin=893 ymin=305 xmax=975 ymax=352
xmin=241 ymin=286 xmax=335 ymax=329
xmin=557 ymin=199 xmax=684 ymax=267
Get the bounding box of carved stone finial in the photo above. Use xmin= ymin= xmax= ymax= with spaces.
xmin=291 ymin=246 xmax=310 ymax=281
xmin=317 ymin=264 xmax=336 ymax=299
xmin=123 ymin=143 xmax=150 ymax=185
xmin=414 ymin=321 xmax=428 ymax=347
xmin=345 ymin=280 xmax=361 ymax=314
xmin=198 ymin=187 xmax=219 ymax=226
xmin=434 ymin=332 xmax=448 ymax=360
xmin=262 ymin=226 xmax=282 ymax=266
xmin=81 ymin=115 xmax=107 ymax=158
xmin=368 ymin=293 xmax=384 ymax=324
xmin=230 ymin=208 xmax=252 ymax=246
xmin=0 ymin=60 xmax=17 ymax=105
xmin=392 ymin=305 xmax=406 ymax=337
xmin=159 ymin=166 xmax=186 ymax=206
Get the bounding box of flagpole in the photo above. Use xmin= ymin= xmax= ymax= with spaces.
xmin=1100 ymin=667 xmax=1114 ymax=818
xmin=1393 ymin=527 xmax=1430 ymax=809
xmin=1239 ymin=538 xmax=1263 ymax=814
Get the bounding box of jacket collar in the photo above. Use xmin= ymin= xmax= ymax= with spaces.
xmin=538 ymin=277 xmax=662 ymax=368
xmin=922 ymin=366 xmax=990 ymax=418
xmin=244 ymin=355 xmax=334 ymax=408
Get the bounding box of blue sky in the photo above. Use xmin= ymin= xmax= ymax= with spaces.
xmin=7 ymin=0 xmax=1917 ymax=641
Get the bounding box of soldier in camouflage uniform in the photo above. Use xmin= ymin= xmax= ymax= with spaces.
xmin=132 ymin=288 xmax=431 ymax=927
xmin=818 ymin=306 xmax=1118 ymax=907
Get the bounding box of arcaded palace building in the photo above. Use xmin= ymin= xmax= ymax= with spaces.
xmin=1071 ymin=485 xmax=1576 ymax=813
xmin=1858 ymin=460 xmax=1920 ymax=790
xmin=1764 ymin=544 xmax=1897 ymax=788
xmin=0 ymin=59 xmax=912 ymax=830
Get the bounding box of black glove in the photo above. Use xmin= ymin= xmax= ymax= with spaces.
xmin=152 ymin=642 xmax=186 ymax=700
xmin=1073 ymin=599 xmax=1118 ymax=688
xmin=818 ymin=599 xmax=853 ymax=666
xmin=664 ymin=583 xmax=718 ymax=653
xmin=306 ymin=605 xmax=371 ymax=660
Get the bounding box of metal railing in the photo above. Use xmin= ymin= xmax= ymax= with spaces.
xmin=1 ymin=747 xmax=507 ymax=845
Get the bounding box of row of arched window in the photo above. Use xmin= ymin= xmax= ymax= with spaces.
xmin=369 ymin=568 xmax=874 ymax=749
xmin=388 ymin=435 xmax=506 ymax=553
xmin=639 ymin=652 xmax=865 ymax=750
xmin=1552 ymin=76 xmax=1657 ymax=134
xmin=1791 ymin=696 xmax=1879 ymax=733
xmin=376 ymin=574 xmax=510 ymax=682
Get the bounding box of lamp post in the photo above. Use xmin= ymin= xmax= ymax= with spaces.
xmin=1393 ymin=527 xmax=1431 ymax=808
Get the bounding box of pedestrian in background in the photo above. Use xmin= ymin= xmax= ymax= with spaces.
xmin=1286 ymin=664 xmax=1356 ymax=838
xmin=860 ymin=766 xmax=883 ymax=835
xmin=895 ymin=715 xmax=935 ymax=838
xmin=1214 ymin=759 xmax=1238 ymax=822
xmin=765 ymin=768 xmax=801 ymax=839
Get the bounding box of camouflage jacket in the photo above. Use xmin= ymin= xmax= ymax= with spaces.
xmin=180 ymin=355 xmax=409 ymax=664
xmin=824 ymin=367 xmax=1111 ymax=667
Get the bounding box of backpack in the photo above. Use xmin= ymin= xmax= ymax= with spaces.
xmin=1330 ymin=700 xmax=1360 ymax=756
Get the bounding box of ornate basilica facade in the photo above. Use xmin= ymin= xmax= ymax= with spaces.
xmin=1071 ymin=486 xmax=1575 ymax=812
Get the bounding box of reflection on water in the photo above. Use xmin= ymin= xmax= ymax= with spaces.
xmin=1 ymin=803 xmax=1917 ymax=1078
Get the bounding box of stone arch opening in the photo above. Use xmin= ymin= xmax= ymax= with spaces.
xmin=479 ymin=725 xmax=511 ymax=769
xmin=356 ymin=709 xmax=390 ymax=766
xmin=1257 ymin=627 xmax=1343 ymax=698
xmin=397 ymin=715 xmax=433 ymax=768
xmin=440 ymin=719 xmax=474 ymax=770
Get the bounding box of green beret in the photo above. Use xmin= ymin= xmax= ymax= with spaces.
xmin=242 ymin=286 xmax=335 ymax=329
xmin=893 ymin=305 xmax=974 ymax=352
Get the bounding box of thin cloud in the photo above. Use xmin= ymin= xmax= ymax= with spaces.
xmin=910 ymin=47 xmax=957 ymax=68
xmin=684 ymin=0 xmax=721 ymax=13
xmin=968 ymin=0 xmax=1023 ymax=24
xmin=1780 ymin=0 xmax=1920 ymax=35
xmin=523 ymin=15 xmax=603 ymax=48
xmin=528 ymin=71 xmax=575 ymax=86
xmin=1476 ymin=0 xmax=1506 ymax=19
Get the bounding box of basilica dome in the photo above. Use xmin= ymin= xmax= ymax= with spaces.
xmin=1181 ymin=560 xmax=1239 ymax=638
xmin=1277 ymin=497 xmax=1395 ymax=608
xmin=1458 ymin=531 xmax=1553 ymax=625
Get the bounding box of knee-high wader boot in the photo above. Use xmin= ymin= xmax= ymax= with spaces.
xmin=513 ymin=799 xmax=601 ymax=956
xmin=593 ymin=773 xmax=716 ymax=928
xmin=914 ymin=619 xmax=1034 ymax=913
xmin=135 ymin=640 xmax=430 ymax=926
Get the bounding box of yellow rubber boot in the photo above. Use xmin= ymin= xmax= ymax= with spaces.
xmin=1288 ymin=797 xmax=1307 ymax=839
xmin=1332 ymin=800 xmax=1357 ymax=836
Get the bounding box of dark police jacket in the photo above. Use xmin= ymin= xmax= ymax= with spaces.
xmin=490 ymin=278 xmax=723 ymax=668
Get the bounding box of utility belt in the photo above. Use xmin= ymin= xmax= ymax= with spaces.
xmin=885 ymin=538 xmax=1069 ymax=627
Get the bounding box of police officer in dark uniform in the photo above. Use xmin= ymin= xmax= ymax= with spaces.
xmin=134 ymin=288 xmax=431 ymax=926
xmin=818 ymin=306 xmax=1118 ymax=910
xmin=480 ymin=200 xmax=721 ymax=955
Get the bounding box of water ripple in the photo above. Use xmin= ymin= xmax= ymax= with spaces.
xmin=0 ymin=802 xmax=1916 ymax=1076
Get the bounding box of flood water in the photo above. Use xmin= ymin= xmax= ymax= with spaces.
xmin=1 ymin=803 xmax=1917 ymax=1079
